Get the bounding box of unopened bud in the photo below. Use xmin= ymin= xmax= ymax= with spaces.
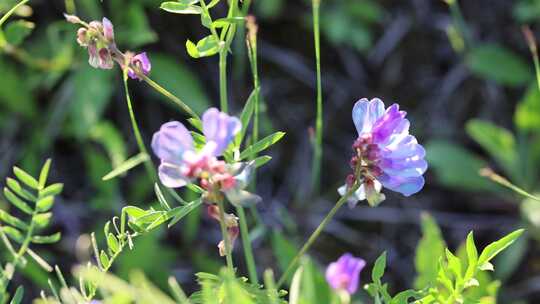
xmin=64 ymin=13 xmax=82 ymax=24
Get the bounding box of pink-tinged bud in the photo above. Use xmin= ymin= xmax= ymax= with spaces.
xmin=76 ymin=28 xmax=89 ymax=46
xmin=98 ymin=48 xmax=113 ymax=69
xmin=218 ymin=226 xmax=239 ymax=257
xmin=102 ymin=17 xmax=114 ymax=42
xmin=88 ymin=21 xmax=102 ymax=31
xmin=64 ymin=13 xmax=82 ymax=24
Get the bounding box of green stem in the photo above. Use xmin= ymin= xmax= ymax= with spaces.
xmin=311 ymin=0 xmax=323 ymax=193
xmin=217 ymin=199 xmax=234 ymax=271
xmin=236 ymin=206 xmax=258 ymax=284
xmin=140 ymin=75 xmax=199 ymax=120
xmin=0 ymin=0 xmax=29 ymax=28
xmin=219 ymin=50 xmax=228 ymax=113
xmin=122 ymin=74 xmax=158 ymax=182
xmin=276 ymin=183 xmax=359 ymax=288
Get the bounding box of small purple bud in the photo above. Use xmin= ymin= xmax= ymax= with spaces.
xmin=102 ymin=17 xmax=114 ymax=42
xmin=76 ymin=28 xmax=89 ymax=46
xmin=128 ymin=52 xmax=152 ymax=80
xmin=325 ymin=253 xmax=366 ymax=295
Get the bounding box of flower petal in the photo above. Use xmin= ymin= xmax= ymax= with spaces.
xmin=202 ymin=108 xmax=241 ymax=156
xmin=151 ymin=121 xmax=193 ymax=164
xmin=224 ymin=188 xmax=262 ymax=207
xmin=352 ymin=98 xmax=385 ymax=135
xmin=378 ymin=174 xmax=425 ymax=197
xmin=158 ymin=162 xmax=189 ymax=188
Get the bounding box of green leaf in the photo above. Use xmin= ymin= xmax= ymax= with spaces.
xmin=478 ymin=229 xmax=524 ymax=268
xmin=167 ymin=199 xmax=203 ymax=228
xmin=186 ymin=35 xmax=220 ymax=58
xmin=5 ymin=20 xmax=34 ymax=46
xmin=6 ymin=178 xmax=35 ymax=201
xmin=107 ymin=233 xmax=120 ymax=254
xmin=414 ymin=213 xmax=446 ymax=289
xmin=100 ymin=250 xmax=110 ymax=269
xmin=235 ymin=87 xmax=259 ymax=146
xmin=9 ymin=286 xmax=24 ymax=304
xmin=102 ymin=152 xmax=149 ymax=181
xmin=515 ymin=83 xmax=540 ymax=131
xmin=123 ymin=206 xmax=148 ymax=220
xmin=464 ymin=232 xmax=478 ymax=280
xmin=38 ymin=159 xmax=52 ymax=190
xmin=253 ymin=155 xmax=272 ymax=168
xmin=213 ymin=17 xmax=246 ymax=28
xmin=4 ymin=188 xmax=32 ymax=215
xmin=466 ymin=119 xmax=518 ymax=178
xmin=160 ymin=2 xmax=202 ymax=14
xmin=13 ymin=166 xmax=39 ymax=189
xmin=36 ymin=196 xmax=54 ymax=212
xmin=154 ymin=183 xmax=171 ymax=211
xmin=33 ymin=212 xmax=52 ymax=228
xmin=425 ymin=140 xmax=498 ymax=192
xmin=0 ymin=210 xmax=28 ymax=230
xmin=39 ymin=183 xmax=63 ymax=198
xmin=445 ymin=249 xmax=463 ymax=283
xmin=240 ymin=132 xmax=285 ymax=160
xmin=372 ymin=251 xmax=387 ymax=285
xmin=3 ymin=226 xmax=24 ymax=243
xmin=32 ymin=233 xmax=61 ymax=244
xmin=466 ymin=43 xmax=531 ymax=86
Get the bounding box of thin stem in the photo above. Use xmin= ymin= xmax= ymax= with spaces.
xmin=480 ymin=168 xmax=540 ymax=202
xmin=236 ymin=206 xmax=258 ymax=284
xmin=311 ymin=0 xmax=323 ymax=193
xmin=217 ymin=199 xmax=234 ymax=271
xmin=140 ymin=75 xmax=199 ymax=120
xmin=219 ymin=50 xmax=228 ymax=113
xmin=122 ymin=73 xmax=158 ymax=182
xmin=276 ymin=183 xmax=359 ymax=288
xmin=0 ymin=0 xmax=29 ymax=28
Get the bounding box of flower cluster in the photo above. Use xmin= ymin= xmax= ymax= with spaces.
xmin=339 ymin=98 xmax=427 ymax=207
xmin=65 ymin=14 xmax=151 ymax=80
xmin=152 ymin=108 xmax=260 ymax=252
xmin=326 ymin=253 xmax=366 ymax=295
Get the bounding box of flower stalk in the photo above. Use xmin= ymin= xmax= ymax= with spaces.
xmin=276 ymin=181 xmax=360 ymax=288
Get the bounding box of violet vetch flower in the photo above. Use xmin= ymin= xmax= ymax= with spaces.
xmin=339 ymin=98 xmax=427 ymax=207
xmin=151 ymin=108 xmax=261 ymax=206
xmin=325 ymin=253 xmax=366 ymax=295
xmin=128 ymin=52 xmax=151 ymax=80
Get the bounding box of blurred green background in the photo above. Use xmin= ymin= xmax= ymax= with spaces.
xmin=2 ymin=0 xmax=540 ymax=302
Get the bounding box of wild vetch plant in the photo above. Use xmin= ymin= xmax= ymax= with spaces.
xmin=0 ymin=1 xmax=527 ymax=304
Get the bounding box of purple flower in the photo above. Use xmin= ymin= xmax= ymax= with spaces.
xmin=325 ymin=253 xmax=366 ymax=295
xmin=151 ymin=108 xmax=259 ymax=206
xmin=128 ymin=52 xmax=152 ymax=80
xmin=339 ymin=98 xmax=427 ymax=207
